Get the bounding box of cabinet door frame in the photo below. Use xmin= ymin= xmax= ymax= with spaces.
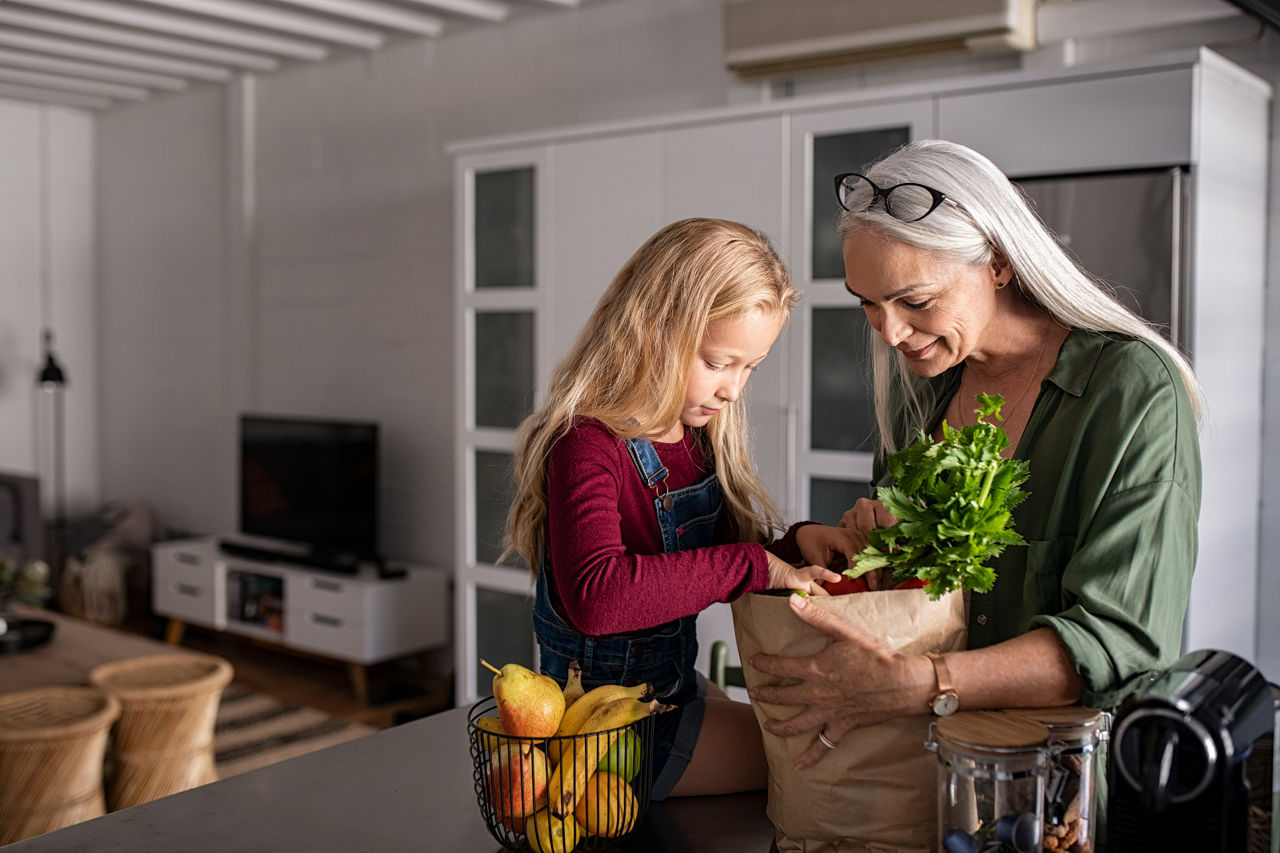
xmin=454 ymin=146 xmax=551 ymax=704
xmin=787 ymin=101 xmax=935 ymax=522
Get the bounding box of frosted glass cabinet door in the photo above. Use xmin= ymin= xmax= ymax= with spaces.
xmin=810 ymin=477 xmax=872 ymax=528
xmin=474 ymin=311 xmax=535 ymax=429
xmin=474 ymin=450 xmax=516 ymax=567
xmin=474 ymin=167 xmax=535 ymax=290
xmin=810 ymin=306 xmax=876 ymax=453
xmin=475 ymin=587 xmax=535 ymax=691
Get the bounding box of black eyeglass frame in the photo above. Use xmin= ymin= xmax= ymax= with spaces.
xmin=833 ymin=172 xmax=966 ymax=222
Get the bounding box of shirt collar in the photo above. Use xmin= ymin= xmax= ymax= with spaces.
xmin=1044 ymin=327 xmax=1106 ymax=398
xmin=923 ymin=326 xmax=1101 ymax=429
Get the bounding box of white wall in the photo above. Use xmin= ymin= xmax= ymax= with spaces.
xmin=95 ymin=0 xmax=740 ymax=565
xmin=0 ymin=102 xmax=97 ymax=520
xmin=77 ymin=1 xmax=1280 ymax=676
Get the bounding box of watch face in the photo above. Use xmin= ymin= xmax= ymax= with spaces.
xmin=932 ymin=692 xmax=959 ymax=716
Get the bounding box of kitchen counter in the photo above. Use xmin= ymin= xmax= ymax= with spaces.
xmin=4 ymin=703 xmax=776 ymax=852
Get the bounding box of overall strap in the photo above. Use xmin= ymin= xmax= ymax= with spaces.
xmin=622 ymin=437 xmax=668 ymax=489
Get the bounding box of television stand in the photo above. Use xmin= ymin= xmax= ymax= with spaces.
xmin=153 ymin=536 xmax=450 ymax=704
xmin=217 ymin=539 xmax=383 ymax=576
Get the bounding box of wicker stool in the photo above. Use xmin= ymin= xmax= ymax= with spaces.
xmin=89 ymin=652 xmax=233 ymax=810
xmin=0 ymin=686 xmax=120 ymax=844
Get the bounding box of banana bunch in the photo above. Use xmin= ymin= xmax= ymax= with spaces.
xmin=546 ymin=680 xmax=649 ymax=766
xmin=545 ymin=689 xmax=670 ymax=818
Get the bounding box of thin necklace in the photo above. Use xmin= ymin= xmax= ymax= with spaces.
xmin=959 ymin=335 xmax=1048 ymax=427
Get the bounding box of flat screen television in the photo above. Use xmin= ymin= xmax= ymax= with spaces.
xmin=239 ymin=415 xmax=379 ymax=562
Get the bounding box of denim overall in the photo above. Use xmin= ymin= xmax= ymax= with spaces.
xmin=533 ymin=435 xmax=722 ymax=800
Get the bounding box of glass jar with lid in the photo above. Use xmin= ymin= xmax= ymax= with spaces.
xmin=928 ymin=710 xmax=1051 ymax=853
xmin=1008 ymin=707 xmax=1105 ymax=853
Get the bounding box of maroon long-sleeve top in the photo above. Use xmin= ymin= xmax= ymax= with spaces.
xmin=545 ymin=418 xmax=800 ymax=636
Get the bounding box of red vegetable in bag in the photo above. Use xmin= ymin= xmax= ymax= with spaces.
xmin=822 ymin=575 xmax=869 ymax=595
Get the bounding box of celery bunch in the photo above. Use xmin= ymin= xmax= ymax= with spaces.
xmin=845 ymin=394 xmax=1030 ymax=601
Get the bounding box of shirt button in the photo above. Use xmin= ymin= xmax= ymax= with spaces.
xmin=977 ymin=614 xmax=988 ymax=625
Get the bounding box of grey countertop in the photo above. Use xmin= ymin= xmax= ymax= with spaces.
xmin=6 ymin=704 xmax=776 ymax=852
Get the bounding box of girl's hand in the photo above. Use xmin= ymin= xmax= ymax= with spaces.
xmin=747 ymin=592 xmax=933 ymax=770
xmin=765 ymin=552 xmax=841 ymax=596
xmin=794 ymin=524 xmax=860 ymax=573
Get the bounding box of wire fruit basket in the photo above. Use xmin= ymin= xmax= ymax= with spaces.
xmin=468 ymin=696 xmax=655 ymax=852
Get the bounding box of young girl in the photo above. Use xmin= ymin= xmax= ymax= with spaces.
xmin=504 ymin=218 xmax=841 ymax=800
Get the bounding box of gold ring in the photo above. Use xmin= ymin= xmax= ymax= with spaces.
xmin=817 ymin=729 xmax=837 ymax=750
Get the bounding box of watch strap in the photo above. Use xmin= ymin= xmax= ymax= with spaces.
xmin=927 ymin=652 xmax=958 ymax=714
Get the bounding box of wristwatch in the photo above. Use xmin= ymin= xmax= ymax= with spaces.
xmin=927 ymin=652 xmax=959 ymax=716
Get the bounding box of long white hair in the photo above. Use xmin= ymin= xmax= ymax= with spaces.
xmin=838 ymin=138 xmax=1203 ymax=455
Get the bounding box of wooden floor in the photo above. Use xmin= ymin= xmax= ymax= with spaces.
xmin=131 ymin=615 xmax=454 ymax=730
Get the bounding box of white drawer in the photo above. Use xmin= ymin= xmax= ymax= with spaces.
xmin=284 ymin=608 xmax=367 ymax=661
xmin=285 ymin=572 xmax=369 ymax=625
xmin=153 ymin=570 xmax=219 ymax=627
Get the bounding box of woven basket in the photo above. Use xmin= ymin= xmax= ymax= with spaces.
xmin=0 ymin=685 xmax=120 ymax=845
xmin=89 ymin=652 xmax=233 ymax=810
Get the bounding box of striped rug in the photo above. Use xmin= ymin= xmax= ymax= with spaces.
xmin=214 ymin=683 xmax=377 ymax=779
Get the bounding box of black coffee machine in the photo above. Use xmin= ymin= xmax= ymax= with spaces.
xmin=1107 ymin=649 xmax=1278 ymax=852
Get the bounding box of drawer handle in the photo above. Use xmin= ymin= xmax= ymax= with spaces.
xmin=174 ymin=582 xmax=201 ymax=598
xmin=311 ymin=613 xmax=342 ymax=628
xmin=176 ymin=552 xmax=202 ymax=565
xmin=311 ymin=578 xmax=343 ymax=593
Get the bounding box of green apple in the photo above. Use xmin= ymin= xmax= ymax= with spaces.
xmin=597 ymin=727 xmax=643 ymax=783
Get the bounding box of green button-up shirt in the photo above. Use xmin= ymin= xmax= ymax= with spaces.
xmin=878 ymin=328 xmax=1201 ymax=709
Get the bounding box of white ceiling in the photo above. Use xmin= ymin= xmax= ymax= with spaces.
xmin=0 ymin=0 xmax=597 ymax=110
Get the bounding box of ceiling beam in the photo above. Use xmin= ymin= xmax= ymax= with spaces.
xmin=0 ymin=7 xmax=281 ymax=71
xmin=0 ymin=80 xmax=111 ymax=109
xmin=0 ymin=28 xmax=233 ymax=81
xmin=270 ymin=0 xmax=448 ymax=36
xmin=396 ymin=0 xmax=509 ymax=23
xmin=0 ymin=66 xmax=150 ymax=101
xmin=0 ymin=47 xmax=189 ymax=90
xmin=8 ymin=0 xmax=332 ymax=61
xmin=125 ymin=0 xmax=388 ymax=50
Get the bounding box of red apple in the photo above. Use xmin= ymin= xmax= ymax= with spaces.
xmin=485 ymin=742 xmax=550 ymax=825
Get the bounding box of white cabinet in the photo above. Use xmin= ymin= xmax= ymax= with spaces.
xmin=451 ymin=47 xmax=1271 ymax=689
xmin=153 ymin=536 xmax=450 ymax=700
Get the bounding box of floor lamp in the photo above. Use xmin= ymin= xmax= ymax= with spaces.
xmin=37 ymin=329 xmax=67 ymax=588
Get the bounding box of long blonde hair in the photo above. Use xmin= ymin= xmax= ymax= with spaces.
xmin=838 ymin=139 xmax=1204 ymax=455
xmin=504 ymin=217 xmax=798 ymax=574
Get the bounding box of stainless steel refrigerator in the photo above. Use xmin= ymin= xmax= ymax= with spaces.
xmin=1016 ymin=167 xmax=1186 ymax=347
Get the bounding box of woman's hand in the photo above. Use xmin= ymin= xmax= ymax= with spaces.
xmin=835 ymin=498 xmax=900 ymax=589
xmin=765 ymin=552 xmax=842 ymax=596
xmin=838 ymin=498 xmax=898 ymax=548
xmin=747 ymin=593 xmax=933 ymax=770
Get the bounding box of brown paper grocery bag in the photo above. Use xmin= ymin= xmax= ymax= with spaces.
xmin=731 ymin=589 xmax=967 ymax=853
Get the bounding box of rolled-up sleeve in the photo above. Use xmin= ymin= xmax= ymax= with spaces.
xmin=1031 ymin=479 xmax=1199 ymax=708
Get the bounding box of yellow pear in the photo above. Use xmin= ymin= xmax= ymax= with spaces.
xmin=482 ymin=659 xmax=565 ymax=738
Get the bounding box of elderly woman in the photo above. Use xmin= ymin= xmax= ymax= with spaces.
xmin=753 ymin=139 xmax=1202 ymax=774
